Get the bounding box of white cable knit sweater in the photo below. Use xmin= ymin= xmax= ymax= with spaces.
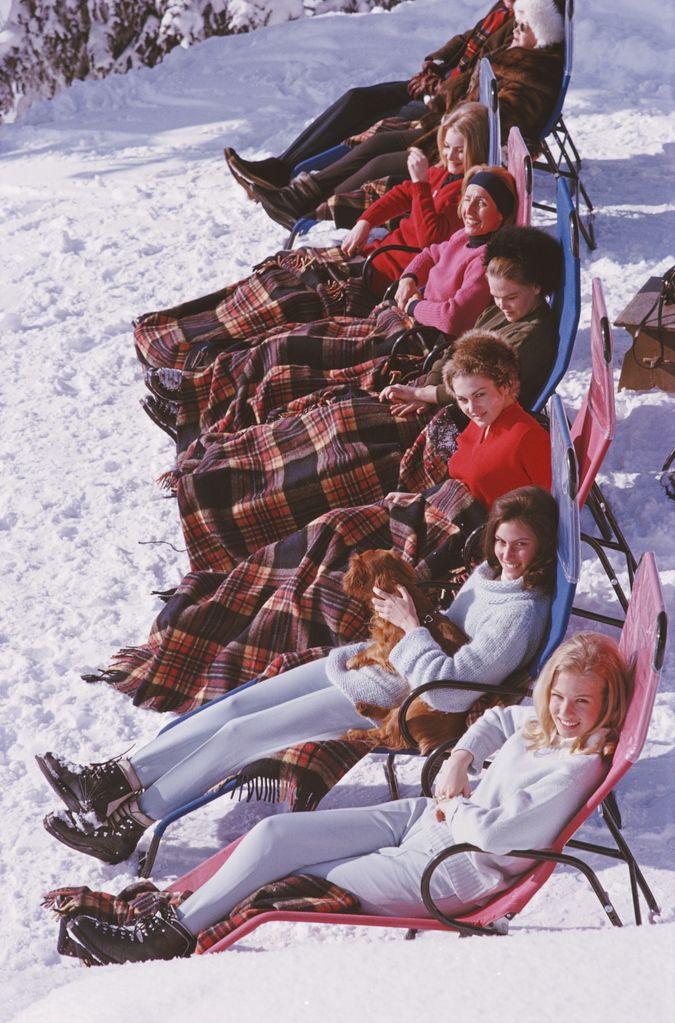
xmin=422 ymin=704 xmax=608 ymax=903
xmin=326 ymin=561 xmax=550 ymax=712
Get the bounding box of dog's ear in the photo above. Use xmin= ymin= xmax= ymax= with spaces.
xmin=380 ymin=551 xmax=417 ymax=589
xmin=343 ymin=552 xmax=372 ymax=597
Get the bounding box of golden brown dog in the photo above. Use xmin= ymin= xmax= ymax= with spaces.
xmin=341 ymin=549 xmax=468 ymax=753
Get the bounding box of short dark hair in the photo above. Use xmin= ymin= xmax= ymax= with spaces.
xmin=483 ymin=485 xmax=558 ymax=593
xmin=484 ymin=225 xmax=563 ymax=295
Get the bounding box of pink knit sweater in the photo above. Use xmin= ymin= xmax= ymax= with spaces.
xmin=402 ymin=230 xmax=492 ymax=337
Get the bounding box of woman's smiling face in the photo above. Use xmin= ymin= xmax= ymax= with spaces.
xmin=441 ymin=127 xmax=466 ymax=176
xmin=549 ymin=671 xmax=606 ymax=740
xmin=451 ymin=373 xmax=514 ymax=428
xmin=493 ymin=518 xmax=538 ymax=581
xmin=460 ymin=184 xmax=504 ymax=236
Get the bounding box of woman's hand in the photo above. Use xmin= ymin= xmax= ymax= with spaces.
xmin=433 ymin=748 xmax=474 ymax=800
xmin=380 ymin=382 xmax=438 ymax=417
xmin=407 ymin=147 xmax=429 ymax=184
xmin=395 ymin=277 xmax=421 ymax=311
xmin=371 ymin=585 xmax=420 ymax=633
xmin=341 ymin=219 xmax=371 ymax=257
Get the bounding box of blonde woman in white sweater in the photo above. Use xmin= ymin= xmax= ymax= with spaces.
xmin=40 ymin=487 xmax=557 ymax=867
xmin=63 ymin=631 xmax=632 ymax=963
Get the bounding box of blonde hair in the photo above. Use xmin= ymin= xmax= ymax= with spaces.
xmin=523 ymin=633 xmax=633 ymax=757
xmin=435 ymin=102 xmax=490 ymax=174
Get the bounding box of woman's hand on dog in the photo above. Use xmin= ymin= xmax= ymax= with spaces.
xmin=433 ymin=748 xmax=473 ymax=801
xmin=371 ymin=585 xmax=420 ymax=633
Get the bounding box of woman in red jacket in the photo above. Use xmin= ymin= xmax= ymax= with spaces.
xmin=134 ymin=105 xmax=489 ymax=375
xmin=339 ymin=102 xmax=489 ymax=294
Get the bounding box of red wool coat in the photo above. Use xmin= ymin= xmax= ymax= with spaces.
xmin=360 ymin=167 xmax=463 ymax=283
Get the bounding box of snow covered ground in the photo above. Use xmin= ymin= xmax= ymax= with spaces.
xmin=0 ymin=1 xmax=673 ymax=1019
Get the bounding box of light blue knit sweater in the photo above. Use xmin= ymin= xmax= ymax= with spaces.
xmin=326 ymin=561 xmax=550 ymax=712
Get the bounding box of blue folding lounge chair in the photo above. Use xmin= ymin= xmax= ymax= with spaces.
xmin=529 ymin=0 xmax=596 ymax=249
xmin=162 ymin=552 xmax=665 ymax=951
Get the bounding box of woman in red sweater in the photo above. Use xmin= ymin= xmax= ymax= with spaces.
xmin=336 ymin=101 xmax=488 ymax=292
xmin=444 ymin=329 xmax=551 ymax=508
xmin=134 ymin=106 xmax=489 ymax=375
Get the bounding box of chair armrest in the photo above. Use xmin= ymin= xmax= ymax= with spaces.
xmin=390 ymin=324 xmax=444 ymax=358
xmin=398 ymin=678 xmax=532 ymax=761
xmin=362 ymin=244 xmax=421 ymax=289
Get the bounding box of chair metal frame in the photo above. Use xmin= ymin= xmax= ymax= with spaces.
xmin=528 ymin=0 xmax=596 ymax=250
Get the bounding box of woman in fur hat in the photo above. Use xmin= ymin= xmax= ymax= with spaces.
xmin=246 ymin=0 xmax=564 ymax=230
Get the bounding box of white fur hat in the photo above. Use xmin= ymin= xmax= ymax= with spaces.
xmin=513 ymin=0 xmax=565 ymax=47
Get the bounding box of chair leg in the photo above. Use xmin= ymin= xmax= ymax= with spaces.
xmin=600 ymin=802 xmax=661 ymax=923
xmin=384 ymin=754 xmax=400 ymax=801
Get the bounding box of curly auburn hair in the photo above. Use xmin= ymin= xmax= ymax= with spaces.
xmin=441 ymin=329 xmax=520 ymax=397
xmin=524 ymin=632 xmax=633 ymax=757
xmin=483 ymin=486 xmax=558 ymax=593
xmin=484 ymin=225 xmax=563 ymax=295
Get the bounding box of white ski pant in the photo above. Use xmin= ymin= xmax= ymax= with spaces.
xmin=131 ymin=658 xmax=372 ymax=821
xmin=176 ymin=797 xmax=469 ymax=934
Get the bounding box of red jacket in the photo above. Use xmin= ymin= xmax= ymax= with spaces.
xmin=361 ymin=167 xmax=463 ymax=286
xmin=448 ymin=402 xmax=551 ymax=509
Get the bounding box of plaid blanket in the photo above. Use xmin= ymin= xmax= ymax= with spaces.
xmin=224 ymin=738 xmax=372 ymax=812
xmin=312 ymin=176 xmax=400 ymax=229
xmin=89 ymin=473 xmax=478 ymax=712
xmin=134 ymin=247 xmax=376 ymax=371
xmin=176 ymin=302 xmax=415 ymax=437
xmin=44 ymin=873 xmax=359 ymax=962
xmin=178 ymin=391 xmax=430 ymax=574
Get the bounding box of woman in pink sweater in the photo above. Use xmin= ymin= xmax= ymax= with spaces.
xmin=141 ymin=166 xmax=517 ymax=442
xmin=393 ymin=165 xmax=518 ymax=337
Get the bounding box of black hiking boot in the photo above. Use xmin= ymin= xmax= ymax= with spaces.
xmin=224 ymin=147 xmax=291 ymax=191
xmin=35 ymin=751 xmax=140 ymax=821
xmin=67 ymin=905 xmax=196 ymax=964
xmin=144 ymin=366 xmax=183 ymax=403
xmin=248 ymin=172 xmax=323 ymax=230
xmin=43 ymin=804 xmax=148 ymax=864
xmin=140 ymin=395 xmax=178 ymax=441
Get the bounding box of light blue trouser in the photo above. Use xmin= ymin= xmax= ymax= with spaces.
xmin=176 ymin=798 xmax=468 ymax=934
xmin=131 ymin=658 xmax=372 ymax=821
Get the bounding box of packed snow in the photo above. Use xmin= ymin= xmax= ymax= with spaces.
xmin=0 ymin=1 xmax=673 ymax=1020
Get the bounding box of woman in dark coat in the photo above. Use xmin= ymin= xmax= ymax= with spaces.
xmin=245 ymin=0 xmax=563 ymax=230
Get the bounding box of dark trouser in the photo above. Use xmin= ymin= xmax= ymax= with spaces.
xmin=311 ymin=127 xmax=426 ymax=199
xmin=280 ymin=81 xmax=425 ymax=170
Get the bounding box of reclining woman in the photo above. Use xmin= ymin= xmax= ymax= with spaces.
xmin=136 ymin=113 xmax=495 ymax=380
xmin=243 ymin=0 xmax=563 ymax=230
xmin=40 ymin=485 xmax=557 ymax=866
xmin=382 ymin=222 xmax=561 ymax=417
xmin=224 ymin=1 xmax=514 ymax=193
xmin=53 ymin=631 xmax=632 ymax=963
xmin=68 ymin=333 xmax=552 ymax=714
xmin=169 ymin=228 xmax=561 ymax=577
xmin=142 ymin=162 xmax=516 ymax=441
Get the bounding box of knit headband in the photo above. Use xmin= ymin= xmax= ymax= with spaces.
xmin=466 ymin=171 xmax=516 ymax=218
